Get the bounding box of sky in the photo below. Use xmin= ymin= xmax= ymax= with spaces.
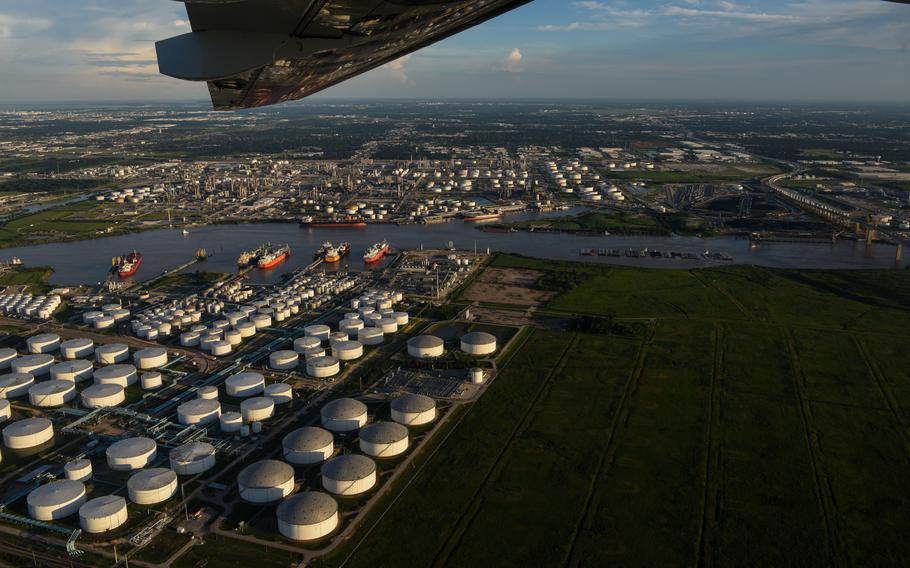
xmin=0 ymin=0 xmax=908 ymax=104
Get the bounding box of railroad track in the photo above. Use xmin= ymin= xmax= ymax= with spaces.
xmin=0 ymin=539 xmax=94 ymax=568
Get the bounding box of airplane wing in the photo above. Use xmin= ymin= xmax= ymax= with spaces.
xmin=156 ymin=0 xmax=532 ymax=110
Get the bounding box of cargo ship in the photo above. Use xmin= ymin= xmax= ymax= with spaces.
xmin=257 ymin=244 xmax=291 ymax=269
xmin=363 ymin=240 xmax=390 ymax=264
xmin=315 ymin=241 xmax=351 ymax=263
xmin=300 ymin=215 xmax=368 ymax=229
xmin=114 ymin=251 xmax=142 ymax=278
xmin=462 ymin=209 xmax=503 ymax=222
xmin=238 ymin=243 xmax=270 ymax=267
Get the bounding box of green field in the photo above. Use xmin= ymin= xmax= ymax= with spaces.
xmin=317 ymin=255 xmax=910 ymax=567
xmin=0 ymin=200 xmax=117 ymax=245
xmin=0 ymin=266 xmax=54 ymax=293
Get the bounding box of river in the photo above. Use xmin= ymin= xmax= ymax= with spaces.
xmin=0 ymin=207 xmax=902 ymax=287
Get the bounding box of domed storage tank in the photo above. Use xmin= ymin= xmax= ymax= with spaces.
xmin=306 ymin=356 xmax=340 ymax=379
xmin=377 ymin=318 xmax=398 ymax=334
xmin=235 ymin=321 xmax=256 ymax=338
xmin=241 ymin=397 xmax=275 ymax=423
xmin=250 ymin=314 xmax=272 ymax=330
xmin=177 ymin=398 xmax=221 ymax=426
xmin=264 ymin=383 xmax=293 ymax=405
xmin=170 ymin=442 xmax=216 ymax=475
xmin=225 ymin=372 xmax=264 ymax=398
xmin=277 ymin=492 xmax=339 ymax=541
xmin=390 ymin=393 xmax=436 ymax=426
xmin=391 ymin=312 xmax=409 ymax=326
xmin=219 ymin=412 xmax=242 ymax=433
xmin=106 ymin=437 xmax=156 ymax=471
xmin=95 ymin=343 xmax=129 ymax=365
xmin=197 ymin=385 xmax=218 ymax=400
xmin=27 ymin=480 xmax=86 ymax=520
xmin=460 ymin=332 xmax=498 ymax=356
xmin=238 ymin=460 xmax=294 ymax=503
xmin=79 ymin=495 xmax=128 ymax=533
xmin=0 ymin=372 xmax=34 ymax=398
xmin=269 ymin=350 xmax=299 ymax=370
xmin=329 ymin=332 xmax=349 ymax=344
xmin=303 ymin=347 xmax=326 ymax=361
xmin=12 ymin=354 xmax=54 ymax=377
xmin=65 ymin=458 xmax=93 ymax=482
xmin=27 ymin=333 xmax=60 ymax=354
xmin=357 ymin=327 xmax=383 ymax=346
xmin=134 ymin=347 xmax=168 ymax=370
xmin=3 ymin=417 xmax=53 ymax=449
xmin=29 ymin=380 xmax=76 ymax=407
xmin=332 ymin=341 xmax=363 ymax=361
xmin=339 ymin=319 xmax=365 ymax=337
xmin=128 ymin=468 xmax=178 ymax=504
xmin=140 ymin=372 xmax=163 ymax=390
xmin=224 ymin=330 xmax=242 ymax=346
xmin=180 ymin=331 xmax=201 ymax=347
xmin=0 ymin=347 xmax=16 ymax=370
xmin=48 ymin=353 xmax=91 ymax=380
xmin=60 ymin=338 xmax=94 ymax=360
xmin=407 ymin=335 xmax=444 ymax=359
xmin=93 ymin=364 xmax=138 ymax=387
xmin=320 ymin=398 xmax=367 ymax=432
xmin=321 ymin=455 xmax=377 ymax=496
xmin=282 ymin=426 xmax=334 ymax=465
xmin=359 ymin=421 xmax=409 ymax=458
xmin=304 ymin=324 xmax=331 ymax=340
xmin=293 ymin=336 xmax=321 ymax=354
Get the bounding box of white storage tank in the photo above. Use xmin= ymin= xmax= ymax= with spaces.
xmin=224 ymin=329 xmax=242 ymax=346
xmin=407 ymin=335 xmax=444 ymax=359
xmin=359 ymin=421 xmax=409 ymax=458
xmin=250 ymin=314 xmax=272 ymax=330
xmin=28 ymin=380 xmax=76 ymax=407
xmin=27 ymin=333 xmax=60 ymax=354
xmin=177 ymin=398 xmax=221 ymax=426
xmin=235 ymin=321 xmax=256 ymax=338
xmin=304 ymin=324 xmax=331 ymax=340
xmin=210 ymin=340 xmax=232 ymax=356
xmin=134 ymin=347 xmax=168 ymax=370
xmin=60 ymin=338 xmax=93 ymax=360
xmin=277 ymin=492 xmax=339 ymax=541
xmin=79 ymin=495 xmax=128 ymax=533
xmin=50 ymin=360 xmax=93 ymax=383
xmin=321 ymin=455 xmax=377 ymax=496
xmin=0 ymin=372 xmax=34 ymax=398
xmin=460 ymin=332 xmax=498 ymax=356
xmin=282 ymin=426 xmax=334 ymax=465
xmin=0 ymin=399 xmax=9 ymax=423
xmin=225 ymin=372 xmax=265 ymax=398
xmin=95 ymin=343 xmax=129 ymax=364
xmin=140 ymin=371 xmax=164 ymax=390
xmin=264 ymin=383 xmax=293 ymax=405
xmin=304 ymin=347 xmax=326 ymax=361
xmin=306 ymin=356 xmax=340 ymax=379
xmin=320 ymin=398 xmax=367 ymax=432
xmin=332 ymin=340 xmax=363 ymax=361
xmin=180 ymin=331 xmax=201 ymax=347
xmin=238 ymin=460 xmax=295 ymax=503
xmin=197 ymin=385 xmax=218 ymax=400
xmin=12 ymin=354 xmax=54 ymax=377
xmin=93 ymin=315 xmax=115 ymax=330
xmin=391 ymin=312 xmax=409 ymax=326
xmin=64 ymin=458 xmax=93 ymax=482
xmin=219 ymin=412 xmax=242 ymax=433
xmin=241 ymin=397 xmax=275 ymax=423
xmin=94 ymin=364 xmax=138 ymax=387
xmin=469 ymin=367 xmax=485 ymax=384
xmin=3 ymin=417 xmax=53 ymax=449
xmin=357 ymin=327 xmax=383 ymax=346
xmin=339 ymin=319 xmax=364 ymax=336
xmin=0 ymin=347 xmax=15 ymax=370
xmin=106 ymin=437 xmax=157 ymax=471
xmin=128 ymin=468 xmax=178 ymax=504
xmin=270 ymin=350 xmax=299 ymax=370
xmin=390 ymin=393 xmax=436 ymax=426
xmin=170 ymin=441 xmax=216 ymax=475
xmin=27 ymin=480 xmax=86 ymax=520
xmin=377 ymin=318 xmax=398 ymax=334
xmin=293 ymin=336 xmax=321 ymax=354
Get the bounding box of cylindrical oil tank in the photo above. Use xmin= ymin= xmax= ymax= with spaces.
xmin=470 ymin=367 xmax=485 ymax=384
xmin=180 ymin=331 xmax=201 ymax=347
xmin=377 ymin=318 xmax=398 ymax=334
xmin=79 ymin=495 xmax=127 ymax=533
xmin=0 ymin=399 xmax=9 ymax=422
xmin=134 ymin=347 xmax=168 ymax=370
xmin=320 ymin=398 xmax=367 ymax=432
xmin=106 ymin=437 xmax=156 ymax=471
xmin=306 ymin=356 xmax=340 ymax=379
xmin=50 ymin=360 xmax=93 ymax=383
xmin=93 ymin=364 xmax=138 ymax=387
xmin=238 ymin=460 xmax=294 ymax=503
xmin=264 ymin=383 xmax=292 ymax=404
xmin=197 ymin=385 xmax=218 ymax=400
xmin=359 ymin=421 xmax=409 ymax=458
xmin=269 ymin=350 xmax=299 ymax=370
xmin=331 ymin=340 xmax=363 ymax=361
xmin=94 ymin=315 xmax=116 ymax=330
xmin=27 ymin=333 xmax=60 ymax=354
xmin=293 ymin=336 xmax=321 ymax=353
xmin=170 ymin=442 xmax=216 ymax=475
xmin=0 ymin=347 xmax=15 ymax=370
xmin=225 ymin=372 xmax=264 ymax=398
xmin=390 ymin=393 xmax=436 ymax=426
xmin=321 ymin=455 xmax=377 ymax=496
xmin=95 ymin=343 xmax=129 ymax=365
xmin=140 ymin=372 xmax=163 ymax=390
xmin=60 ymin=338 xmax=94 ymax=360
xmin=177 ymin=398 xmax=221 ymax=426
xmin=357 ymin=327 xmax=383 ymax=346
xmin=127 ymin=468 xmax=178 ymax=504
xmin=277 ymin=492 xmax=339 ymax=541
xmin=210 ymin=340 xmax=232 ymax=356
xmin=28 ymin=380 xmax=76 ymax=407
xmin=12 ymin=354 xmax=54 ymax=376
xmin=224 ymin=329 xmax=242 ymax=346
xmin=27 ymin=480 xmax=86 ymax=520
xmin=64 ymin=459 xmax=93 ymax=482
xmin=282 ymin=426 xmax=334 ymax=465
xmin=241 ymin=397 xmax=274 ymax=423
xmin=3 ymin=417 xmax=53 ymax=449
xmin=407 ymin=335 xmax=444 ymax=359
xmin=219 ymin=412 xmax=242 ymax=433
xmin=0 ymin=372 xmax=34 ymax=398
xmin=303 ymin=347 xmax=326 ymax=360
xmin=304 ymin=324 xmax=330 ymax=340
xmin=339 ymin=319 xmax=364 ymax=336
xmin=391 ymin=312 xmax=409 ymax=326
xmin=329 ymin=332 xmax=349 ymax=344
xmin=460 ymin=332 xmax=498 ymax=356
xmin=235 ymin=321 xmax=256 ymax=338
xmin=250 ymin=314 xmax=271 ymax=330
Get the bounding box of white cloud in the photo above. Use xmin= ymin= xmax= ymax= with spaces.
xmin=662 ymin=6 xmax=804 ymax=24
xmin=375 ymin=54 xmax=412 ymax=84
xmin=0 ymin=14 xmax=52 ymax=39
xmin=504 ymin=48 xmax=524 ymax=72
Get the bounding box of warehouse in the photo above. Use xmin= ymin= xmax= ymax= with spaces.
xmin=177 ymin=398 xmax=221 ymax=426
xmin=238 ymin=460 xmax=295 ymax=503
xmin=12 ymin=354 xmax=54 ymax=376
xmin=81 ymin=383 xmax=125 ymax=408
xmin=28 ymin=380 xmax=76 ymax=407
xmin=241 ymin=396 xmax=275 ymax=423
xmin=50 ymin=360 xmax=93 ymax=383
xmin=95 ymin=343 xmax=130 ymax=365
xmin=60 ymin=338 xmax=94 ymax=360
xmin=93 ymin=364 xmax=138 ymax=387
xmin=3 ymin=417 xmax=53 ymax=449
xmin=79 ymin=495 xmax=128 ymax=533
xmin=390 ymin=393 xmax=437 ymax=426
xmin=0 ymin=372 xmax=34 ymax=398
xmin=276 ymin=492 xmax=339 ymax=541
xmin=307 ymin=356 xmax=340 ymax=379
xmin=27 ymin=480 xmax=86 ymax=520
xmin=407 ymin=335 xmax=445 ymax=359
xmin=460 ymin=331 xmax=498 ymax=356
xmin=106 ymin=437 xmax=157 ymax=471
xmin=170 ymin=442 xmax=216 ymax=475
xmin=64 ymin=459 xmax=93 ymax=482
xmin=225 ymin=372 xmax=265 ymax=398
xmin=128 ymin=468 xmax=178 ymax=504
xmin=321 ymin=455 xmax=377 ymax=496
xmin=283 ymin=426 xmax=334 ymax=464
xmin=320 ymin=398 xmax=367 ymax=432
xmin=134 ymin=347 xmax=168 ymax=370
xmin=359 ymin=421 xmax=409 ymax=458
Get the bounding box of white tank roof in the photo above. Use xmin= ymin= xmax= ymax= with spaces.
xmin=178 ymin=398 xmax=220 ymax=416
xmin=27 ymin=479 xmax=85 ymax=507
xmin=107 ymin=437 xmax=156 ymax=460
xmin=170 ymin=441 xmax=215 ymax=465
xmin=79 ymin=495 xmax=125 ymax=520
xmin=283 ymin=427 xmax=334 ymax=452
xmin=461 ymin=331 xmax=497 ymax=345
xmin=0 ymin=372 xmax=34 ymax=396
xmin=4 ymin=417 xmax=52 ymax=439
xmin=321 ymin=398 xmax=367 ymax=421
xmin=390 ymin=393 xmax=435 ymax=414
xmin=359 ymin=421 xmax=408 ymax=445
xmin=277 ymin=492 xmax=337 ymax=525
xmin=408 ymin=335 xmax=443 ymax=349
xmin=321 ymin=455 xmax=376 ymax=481
xmin=128 ymin=468 xmax=177 ymax=491
xmin=238 ymin=460 xmax=294 ymax=488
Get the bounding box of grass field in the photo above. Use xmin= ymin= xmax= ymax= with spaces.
xmin=0 ymin=200 xmax=114 ymax=244
xmin=0 ymin=266 xmax=54 ymax=293
xmin=316 ymin=254 xmax=910 ymax=567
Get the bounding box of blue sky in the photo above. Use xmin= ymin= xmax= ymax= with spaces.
xmin=0 ymin=0 xmax=908 ymax=103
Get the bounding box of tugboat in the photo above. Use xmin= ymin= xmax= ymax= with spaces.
xmin=115 ymin=251 xmax=142 ymax=278
xmin=363 ymin=240 xmax=390 ymax=264
xmin=257 ymin=244 xmax=291 ymax=269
